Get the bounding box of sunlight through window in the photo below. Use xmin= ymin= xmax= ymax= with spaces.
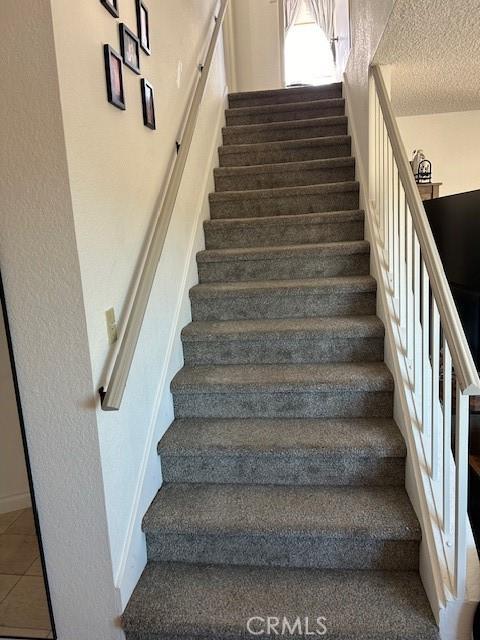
xmin=285 ymin=22 xmax=336 ymax=87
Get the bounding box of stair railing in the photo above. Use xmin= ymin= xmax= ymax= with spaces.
xmin=100 ymin=0 xmax=229 ymax=411
xmin=370 ymin=64 xmax=480 ymax=599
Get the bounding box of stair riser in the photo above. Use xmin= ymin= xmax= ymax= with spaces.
xmin=228 ymin=86 xmax=343 ymax=108
xmin=219 ymin=140 xmax=351 ymax=167
xmin=191 ymin=291 xmax=376 ymax=321
xmin=223 ymin=121 xmax=348 ymax=146
xmin=214 ymin=163 xmax=355 ymax=191
xmin=198 ymin=253 xmax=370 ymax=283
xmin=182 ymin=337 xmax=384 ymax=366
xmin=147 ymin=533 xmax=417 ymax=571
xmin=210 ymin=189 xmax=359 ymax=220
xmin=204 ymin=218 xmax=364 ymax=249
xmin=160 ymin=452 xmax=405 ymax=486
xmin=173 ymin=390 xmax=393 ymax=419
xmin=225 ymin=103 xmax=345 ymax=126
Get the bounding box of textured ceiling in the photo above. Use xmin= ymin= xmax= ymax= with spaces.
xmin=374 ymin=0 xmax=480 ymax=116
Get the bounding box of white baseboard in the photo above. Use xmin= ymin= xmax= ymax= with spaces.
xmin=0 ymin=492 xmax=31 ymax=514
xmin=113 ymin=82 xmax=229 ymax=610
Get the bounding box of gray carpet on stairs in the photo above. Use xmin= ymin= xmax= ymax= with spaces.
xmin=122 ymin=84 xmax=439 ymax=639
xmin=123 ymin=564 xmax=439 ymax=640
xmin=225 ymin=98 xmax=346 ymax=126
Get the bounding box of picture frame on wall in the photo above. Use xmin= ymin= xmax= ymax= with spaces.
xmin=136 ymin=0 xmax=151 ymax=55
xmin=120 ymin=23 xmax=141 ymax=74
xmin=100 ymin=0 xmax=119 ymax=18
xmin=141 ymin=79 xmax=156 ymax=130
xmin=104 ymin=44 xmax=126 ymax=110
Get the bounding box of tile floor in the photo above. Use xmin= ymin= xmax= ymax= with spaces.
xmin=0 ymin=509 xmax=52 ymax=638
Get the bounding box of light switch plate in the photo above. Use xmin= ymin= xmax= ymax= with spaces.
xmin=105 ymin=307 xmax=118 ymax=345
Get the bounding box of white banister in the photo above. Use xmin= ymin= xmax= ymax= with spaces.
xmin=100 ymin=0 xmax=229 ymax=411
xmin=371 ymin=63 xmax=480 ymax=603
xmin=371 ymin=65 xmax=480 ymax=396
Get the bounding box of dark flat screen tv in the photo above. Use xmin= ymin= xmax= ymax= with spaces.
xmin=424 ymin=189 xmax=480 ymax=366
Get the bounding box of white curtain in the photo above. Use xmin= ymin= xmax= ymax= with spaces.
xmin=305 ymin=0 xmax=336 ymax=57
xmin=284 ymin=0 xmax=302 ymax=34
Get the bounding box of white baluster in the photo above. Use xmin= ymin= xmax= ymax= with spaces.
xmin=398 ymin=193 xmax=407 ymax=339
xmin=422 ymin=263 xmax=432 ymax=440
xmin=392 ymin=168 xmax=400 ymax=308
xmin=413 ymin=233 xmax=421 ymax=401
xmin=406 ymin=208 xmax=414 ymax=373
xmin=431 ymin=301 xmax=440 ymax=480
xmin=455 ymin=389 xmax=469 ymax=597
xmin=443 ymin=339 xmax=452 ymax=539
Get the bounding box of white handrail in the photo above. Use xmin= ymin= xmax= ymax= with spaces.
xmin=371 ymin=65 xmax=480 ymax=396
xmin=100 ymin=0 xmax=229 ymax=411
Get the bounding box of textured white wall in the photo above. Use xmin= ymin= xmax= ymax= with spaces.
xmin=397 ymin=110 xmax=480 ymax=197
xmin=344 ymin=0 xmax=394 ymax=172
xmin=0 ymin=2 xmax=121 ymax=638
xmin=0 ymin=310 xmax=30 ymax=514
xmin=50 ymin=0 xmax=227 ymax=608
xmin=230 ymin=0 xmax=283 ymax=92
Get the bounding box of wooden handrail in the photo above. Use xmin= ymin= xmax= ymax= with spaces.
xmin=371 ymin=64 xmax=480 ymax=396
xmin=100 ymin=0 xmax=229 ymax=411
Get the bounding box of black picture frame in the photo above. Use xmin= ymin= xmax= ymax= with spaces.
xmin=120 ymin=23 xmax=141 ymax=74
xmin=100 ymin=0 xmax=118 ymax=18
xmin=136 ymin=0 xmax=151 ymax=55
xmin=104 ymin=44 xmax=126 ymax=110
xmin=141 ymin=79 xmax=156 ymax=130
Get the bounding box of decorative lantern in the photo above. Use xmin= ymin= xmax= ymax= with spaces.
xmin=416 ymin=159 xmax=432 ymax=184
xmin=411 ymin=149 xmax=432 ymax=184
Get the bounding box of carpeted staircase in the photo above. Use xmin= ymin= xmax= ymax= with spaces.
xmin=123 ymin=83 xmax=439 ymax=639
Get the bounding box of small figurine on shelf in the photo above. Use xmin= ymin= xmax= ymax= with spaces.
xmin=411 ymin=149 xmax=432 ymax=184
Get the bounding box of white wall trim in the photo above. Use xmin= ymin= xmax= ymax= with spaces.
xmin=114 ymin=83 xmax=228 ymax=609
xmin=0 ymin=492 xmax=31 ymax=515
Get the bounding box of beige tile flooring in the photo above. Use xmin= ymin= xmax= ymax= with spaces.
xmin=0 ymin=509 xmax=52 ymax=638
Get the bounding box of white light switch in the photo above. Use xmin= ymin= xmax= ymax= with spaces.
xmin=105 ymin=308 xmax=118 ymax=345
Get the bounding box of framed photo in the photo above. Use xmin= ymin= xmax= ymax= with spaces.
xmin=136 ymin=0 xmax=151 ymax=55
xmin=141 ymin=79 xmax=156 ymax=130
xmin=100 ymin=0 xmax=118 ymax=18
xmin=104 ymin=45 xmax=125 ymax=110
xmin=119 ymin=23 xmax=141 ymax=74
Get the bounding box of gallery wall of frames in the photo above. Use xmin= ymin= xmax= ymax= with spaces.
xmin=102 ymin=0 xmax=156 ymax=130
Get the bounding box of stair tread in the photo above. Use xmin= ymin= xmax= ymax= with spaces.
xmin=123 ymin=563 xmax=439 ymax=639
xmin=214 ymin=156 xmax=354 ymax=178
xmin=144 ymin=483 xmax=419 ymax=539
xmin=219 ymin=133 xmax=351 ymax=155
xmin=228 ymin=83 xmax=343 ymax=104
xmin=204 ymin=208 xmax=364 ymax=229
xmin=209 ymin=180 xmax=359 ymax=203
xmin=182 ymin=315 xmax=383 ymax=341
xmin=171 ymin=362 xmax=393 ymax=393
xmin=226 ymin=97 xmax=345 ymax=118
xmin=159 ymin=417 xmax=405 ymax=457
xmin=197 ymin=240 xmax=369 ymax=263
xmin=223 ymin=115 xmax=348 ymax=135
xmin=191 ymin=274 xmax=376 ymax=297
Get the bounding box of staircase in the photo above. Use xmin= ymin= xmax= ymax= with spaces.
xmin=123 ymin=84 xmax=439 ymax=639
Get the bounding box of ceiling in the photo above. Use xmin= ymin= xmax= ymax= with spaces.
xmin=374 ymin=0 xmax=480 ymax=116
